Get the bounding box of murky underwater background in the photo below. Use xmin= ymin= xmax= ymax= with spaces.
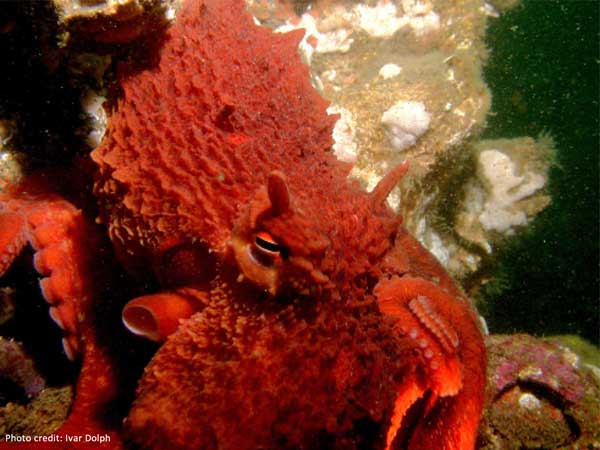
xmin=479 ymin=0 xmax=599 ymax=344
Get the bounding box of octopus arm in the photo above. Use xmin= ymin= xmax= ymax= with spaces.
xmin=0 ymin=211 xmax=27 ymax=276
xmin=0 ymin=190 xmax=93 ymax=359
xmin=393 ymin=228 xmax=462 ymax=297
xmin=0 ymin=186 xmax=123 ymax=449
xmin=375 ymin=276 xmax=486 ymax=450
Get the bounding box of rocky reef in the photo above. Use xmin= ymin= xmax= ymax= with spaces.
xmin=479 ymin=334 xmax=600 ymax=449
xmin=0 ymin=336 xmax=73 ymax=437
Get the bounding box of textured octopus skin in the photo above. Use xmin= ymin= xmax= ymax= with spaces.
xmin=0 ymin=0 xmax=486 ymax=448
xmin=92 ymin=0 xmax=486 ymax=449
xmin=126 ymin=243 xmax=486 ymax=450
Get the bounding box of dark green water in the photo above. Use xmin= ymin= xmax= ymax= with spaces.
xmin=480 ymin=0 xmax=599 ymax=344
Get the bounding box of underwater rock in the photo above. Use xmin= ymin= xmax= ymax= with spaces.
xmin=479 ymin=334 xmax=600 ymax=449
xmin=455 ymin=136 xmax=553 ymax=253
xmin=411 ymin=133 xmax=553 ymax=279
xmin=381 ymin=100 xmax=431 ymax=152
xmin=0 ymin=338 xmax=73 ymax=437
xmin=0 ymin=386 xmax=73 ymax=437
xmin=0 ymin=120 xmax=24 ymax=194
xmin=80 ymin=90 xmax=108 ymax=149
xmin=0 ymin=338 xmax=45 ymax=400
xmin=250 ymin=0 xmax=492 ymax=214
xmin=476 ymin=149 xmax=545 ymax=232
xmin=54 ymin=0 xmax=179 ymax=44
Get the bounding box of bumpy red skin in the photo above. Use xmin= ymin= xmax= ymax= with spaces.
xmin=91 ymin=0 xmax=342 ymax=273
xmin=126 ymin=237 xmax=486 ymax=450
xmin=88 ymin=0 xmax=487 ymax=449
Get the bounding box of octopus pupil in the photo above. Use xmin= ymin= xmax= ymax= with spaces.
xmin=254 ymin=235 xmax=280 ymax=253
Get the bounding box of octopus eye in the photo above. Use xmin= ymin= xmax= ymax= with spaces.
xmin=254 ymin=231 xmax=281 ymax=255
xmin=247 ymin=231 xmax=287 ymax=270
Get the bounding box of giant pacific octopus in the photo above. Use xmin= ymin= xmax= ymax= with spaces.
xmin=0 ymin=0 xmax=486 ymax=449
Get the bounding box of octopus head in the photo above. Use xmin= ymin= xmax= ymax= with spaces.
xmin=229 ymin=171 xmax=331 ymax=297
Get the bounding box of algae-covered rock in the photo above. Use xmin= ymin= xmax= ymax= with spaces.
xmin=54 ymin=0 xmax=179 ymax=44
xmin=479 ymin=334 xmax=600 ymax=449
xmin=0 ymin=386 xmax=73 ymax=437
xmin=0 ymin=338 xmax=73 ymax=437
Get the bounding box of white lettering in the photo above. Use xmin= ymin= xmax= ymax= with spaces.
xmin=86 ymin=433 xmax=111 ymax=444
xmin=4 ymin=434 xmax=32 ymax=442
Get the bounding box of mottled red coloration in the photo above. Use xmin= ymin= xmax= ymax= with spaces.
xmin=126 ymin=261 xmax=486 ymax=449
xmin=93 ymin=0 xmax=484 ymax=449
xmin=0 ymin=0 xmax=486 ymax=448
xmin=91 ymin=0 xmax=342 ymax=275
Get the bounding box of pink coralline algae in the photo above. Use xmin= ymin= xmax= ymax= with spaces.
xmin=492 ymin=334 xmax=584 ymax=402
xmin=478 ymin=334 xmax=600 ymax=449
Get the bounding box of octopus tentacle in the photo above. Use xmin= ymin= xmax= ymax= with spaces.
xmin=370 ymin=161 xmax=409 ymax=207
xmin=374 ymin=275 xmax=486 ymax=450
xmin=0 ymin=190 xmax=123 ymax=449
xmin=1 ymin=197 xmax=89 ymax=359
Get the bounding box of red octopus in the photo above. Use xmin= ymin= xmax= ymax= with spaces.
xmin=0 ymin=0 xmax=486 ymax=449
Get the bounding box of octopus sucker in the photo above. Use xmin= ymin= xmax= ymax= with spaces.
xmin=407 ymin=295 xmax=460 ymax=354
